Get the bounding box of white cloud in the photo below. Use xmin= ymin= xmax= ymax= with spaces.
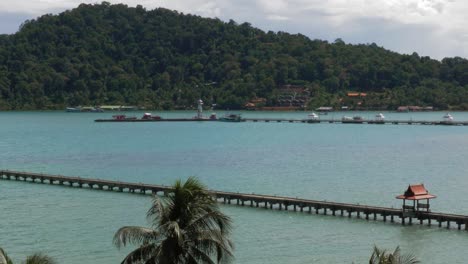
xmin=0 ymin=0 xmax=467 ymax=59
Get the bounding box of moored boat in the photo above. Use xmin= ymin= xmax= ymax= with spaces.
xmin=342 ymin=116 xmax=364 ymax=123
xmin=219 ymin=114 xmax=242 ymax=122
xmin=66 ymin=106 xmax=103 ymax=112
xmin=112 ymin=114 xmax=137 ymax=121
xmin=375 ymin=113 xmax=385 ymax=120
xmin=443 ymin=113 xmax=453 ymax=122
xmin=141 ymin=113 xmax=161 ymax=120
xmin=209 ymin=113 xmax=217 ymax=120
xmin=307 ymin=112 xmax=320 ymax=123
xmin=66 ymin=107 xmax=81 ymax=112
xmin=308 ymin=112 xmax=319 ymax=120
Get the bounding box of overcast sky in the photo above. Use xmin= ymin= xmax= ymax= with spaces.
xmin=0 ymin=0 xmax=466 ymax=60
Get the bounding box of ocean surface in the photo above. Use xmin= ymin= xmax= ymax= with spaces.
xmin=1 ymin=110 xmax=468 ymax=263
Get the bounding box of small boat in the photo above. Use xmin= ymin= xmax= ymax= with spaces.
xmin=219 ymin=114 xmax=242 ymax=122
xmin=308 ymin=112 xmax=319 ymax=120
xmin=443 ymin=113 xmax=453 ymax=122
xmin=368 ymin=113 xmax=386 ymax=124
xmin=112 ymin=115 xmax=137 ymax=121
xmin=342 ymin=116 xmax=364 ymax=123
xmin=67 ymin=106 xmax=103 ymax=112
xmin=209 ymin=113 xmax=217 ymax=120
xmin=375 ymin=113 xmax=385 ymax=121
xmin=66 ymin=107 xmax=81 ymax=112
xmin=316 ymin=106 xmax=333 ymax=112
xmin=141 ymin=113 xmax=161 ymax=120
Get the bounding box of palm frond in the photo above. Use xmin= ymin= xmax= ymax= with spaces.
xmin=147 ymin=196 xmax=168 ymax=224
xmin=394 ymin=251 xmax=420 ymax=264
xmin=183 ymin=229 xmax=234 ymax=264
xmin=370 ymin=245 xmax=387 ymax=264
xmin=370 ymin=245 xmax=420 ymax=264
xmin=185 ymin=247 xmax=216 ymax=264
xmin=24 ymin=253 xmax=57 ymax=264
xmin=121 ymin=243 xmax=160 ymax=264
xmin=0 ymin=248 xmax=12 ymax=264
xmin=113 ymin=226 xmax=159 ymax=249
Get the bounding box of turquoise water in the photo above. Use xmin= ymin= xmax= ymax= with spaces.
xmin=1 ymin=111 xmax=468 ymax=263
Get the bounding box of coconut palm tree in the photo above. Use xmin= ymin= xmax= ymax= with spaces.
xmin=0 ymin=248 xmax=11 ymax=264
xmin=0 ymin=248 xmax=55 ymax=264
xmin=369 ymin=246 xmax=420 ymax=264
xmin=114 ymin=177 xmax=234 ymax=264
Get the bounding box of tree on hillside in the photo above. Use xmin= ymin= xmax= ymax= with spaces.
xmin=114 ymin=177 xmax=234 ymax=264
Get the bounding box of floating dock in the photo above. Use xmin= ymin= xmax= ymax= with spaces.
xmin=2 ymin=170 xmax=468 ymax=231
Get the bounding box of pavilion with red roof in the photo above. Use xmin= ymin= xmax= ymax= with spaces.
xmin=396 ymin=184 xmax=436 ymax=212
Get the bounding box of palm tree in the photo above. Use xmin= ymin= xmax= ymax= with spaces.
xmin=369 ymin=245 xmax=420 ymax=264
xmin=0 ymin=248 xmax=55 ymax=264
xmin=114 ymin=177 xmax=234 ymax=264
xmin=0 ymin=248 xmax=11 ymax=264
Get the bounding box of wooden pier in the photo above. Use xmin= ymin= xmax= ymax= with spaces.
xmin=242 ymin=118 xmax=468 ymax=126
xmin=95 ymin=117 xmax=468 ymax=126
xmin=94 ymin=118 xmax=216 ymax=122
xmin=2 ymin=170 xmax=468 ymax=231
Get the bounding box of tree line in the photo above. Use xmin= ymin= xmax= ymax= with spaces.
xmin=0 ymin=2 xmax=467 ymax=110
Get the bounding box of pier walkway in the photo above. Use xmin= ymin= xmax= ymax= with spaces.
xmin=95 ymin=117 xmax=468 ymax=126
xmin=2 ymin=170 xmax=468 ymax=231
xmin=242 ymin=118 xmax=468 ymax=126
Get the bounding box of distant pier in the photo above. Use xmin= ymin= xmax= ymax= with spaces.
xmin=242 ymin=118 xmax=468 ymax=126
xmin=95 ymin=118 xmax=216 ymax=122
xmin=2 ymin=170 xmax=468 ymax=231
xmin=94 ymin=117 xmax=468 ymax=126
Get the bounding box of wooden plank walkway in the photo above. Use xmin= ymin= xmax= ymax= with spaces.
xmin=242 ymin=118 xmax=468 ymax=126
xmin=2 ymin=170 xmax=468 ymax=231
xmin=95 ymin=118 xmax=216 ymax=122
xmin=95 ymin=117 xmax=468 ymax=126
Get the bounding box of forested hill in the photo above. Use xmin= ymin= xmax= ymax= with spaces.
xmin=1 ymin=2 xmax=468 ymax=110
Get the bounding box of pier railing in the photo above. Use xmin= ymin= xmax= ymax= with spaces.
xmin=1 ymin=170 xmax=468 ymax=231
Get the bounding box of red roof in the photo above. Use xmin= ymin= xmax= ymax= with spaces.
xmin=396 ymin=184 xmax=436 ymax=200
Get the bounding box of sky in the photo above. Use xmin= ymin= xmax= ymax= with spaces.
xmin=0 ymin=0 xmax=466 ymax=60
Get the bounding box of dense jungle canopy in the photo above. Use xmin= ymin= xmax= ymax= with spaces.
xmin=1 ymin=2 xmax=468 ymax=110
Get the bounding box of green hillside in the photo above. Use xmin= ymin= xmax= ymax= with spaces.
xmin=0 ymin=2 xmax=468 ymax=110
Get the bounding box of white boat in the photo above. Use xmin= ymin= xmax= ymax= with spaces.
xmin=342 ymin=116 xmax=364 ymax=123
xmin=443 ymin=113 xmax=453 ymax=122
xmin=308 ymin=112 xmax=319 ymax=120
xmin=66 ymin=107 xmax=81 ymax=112
xmin=375 ymin=113 xmax=385 ymax=121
